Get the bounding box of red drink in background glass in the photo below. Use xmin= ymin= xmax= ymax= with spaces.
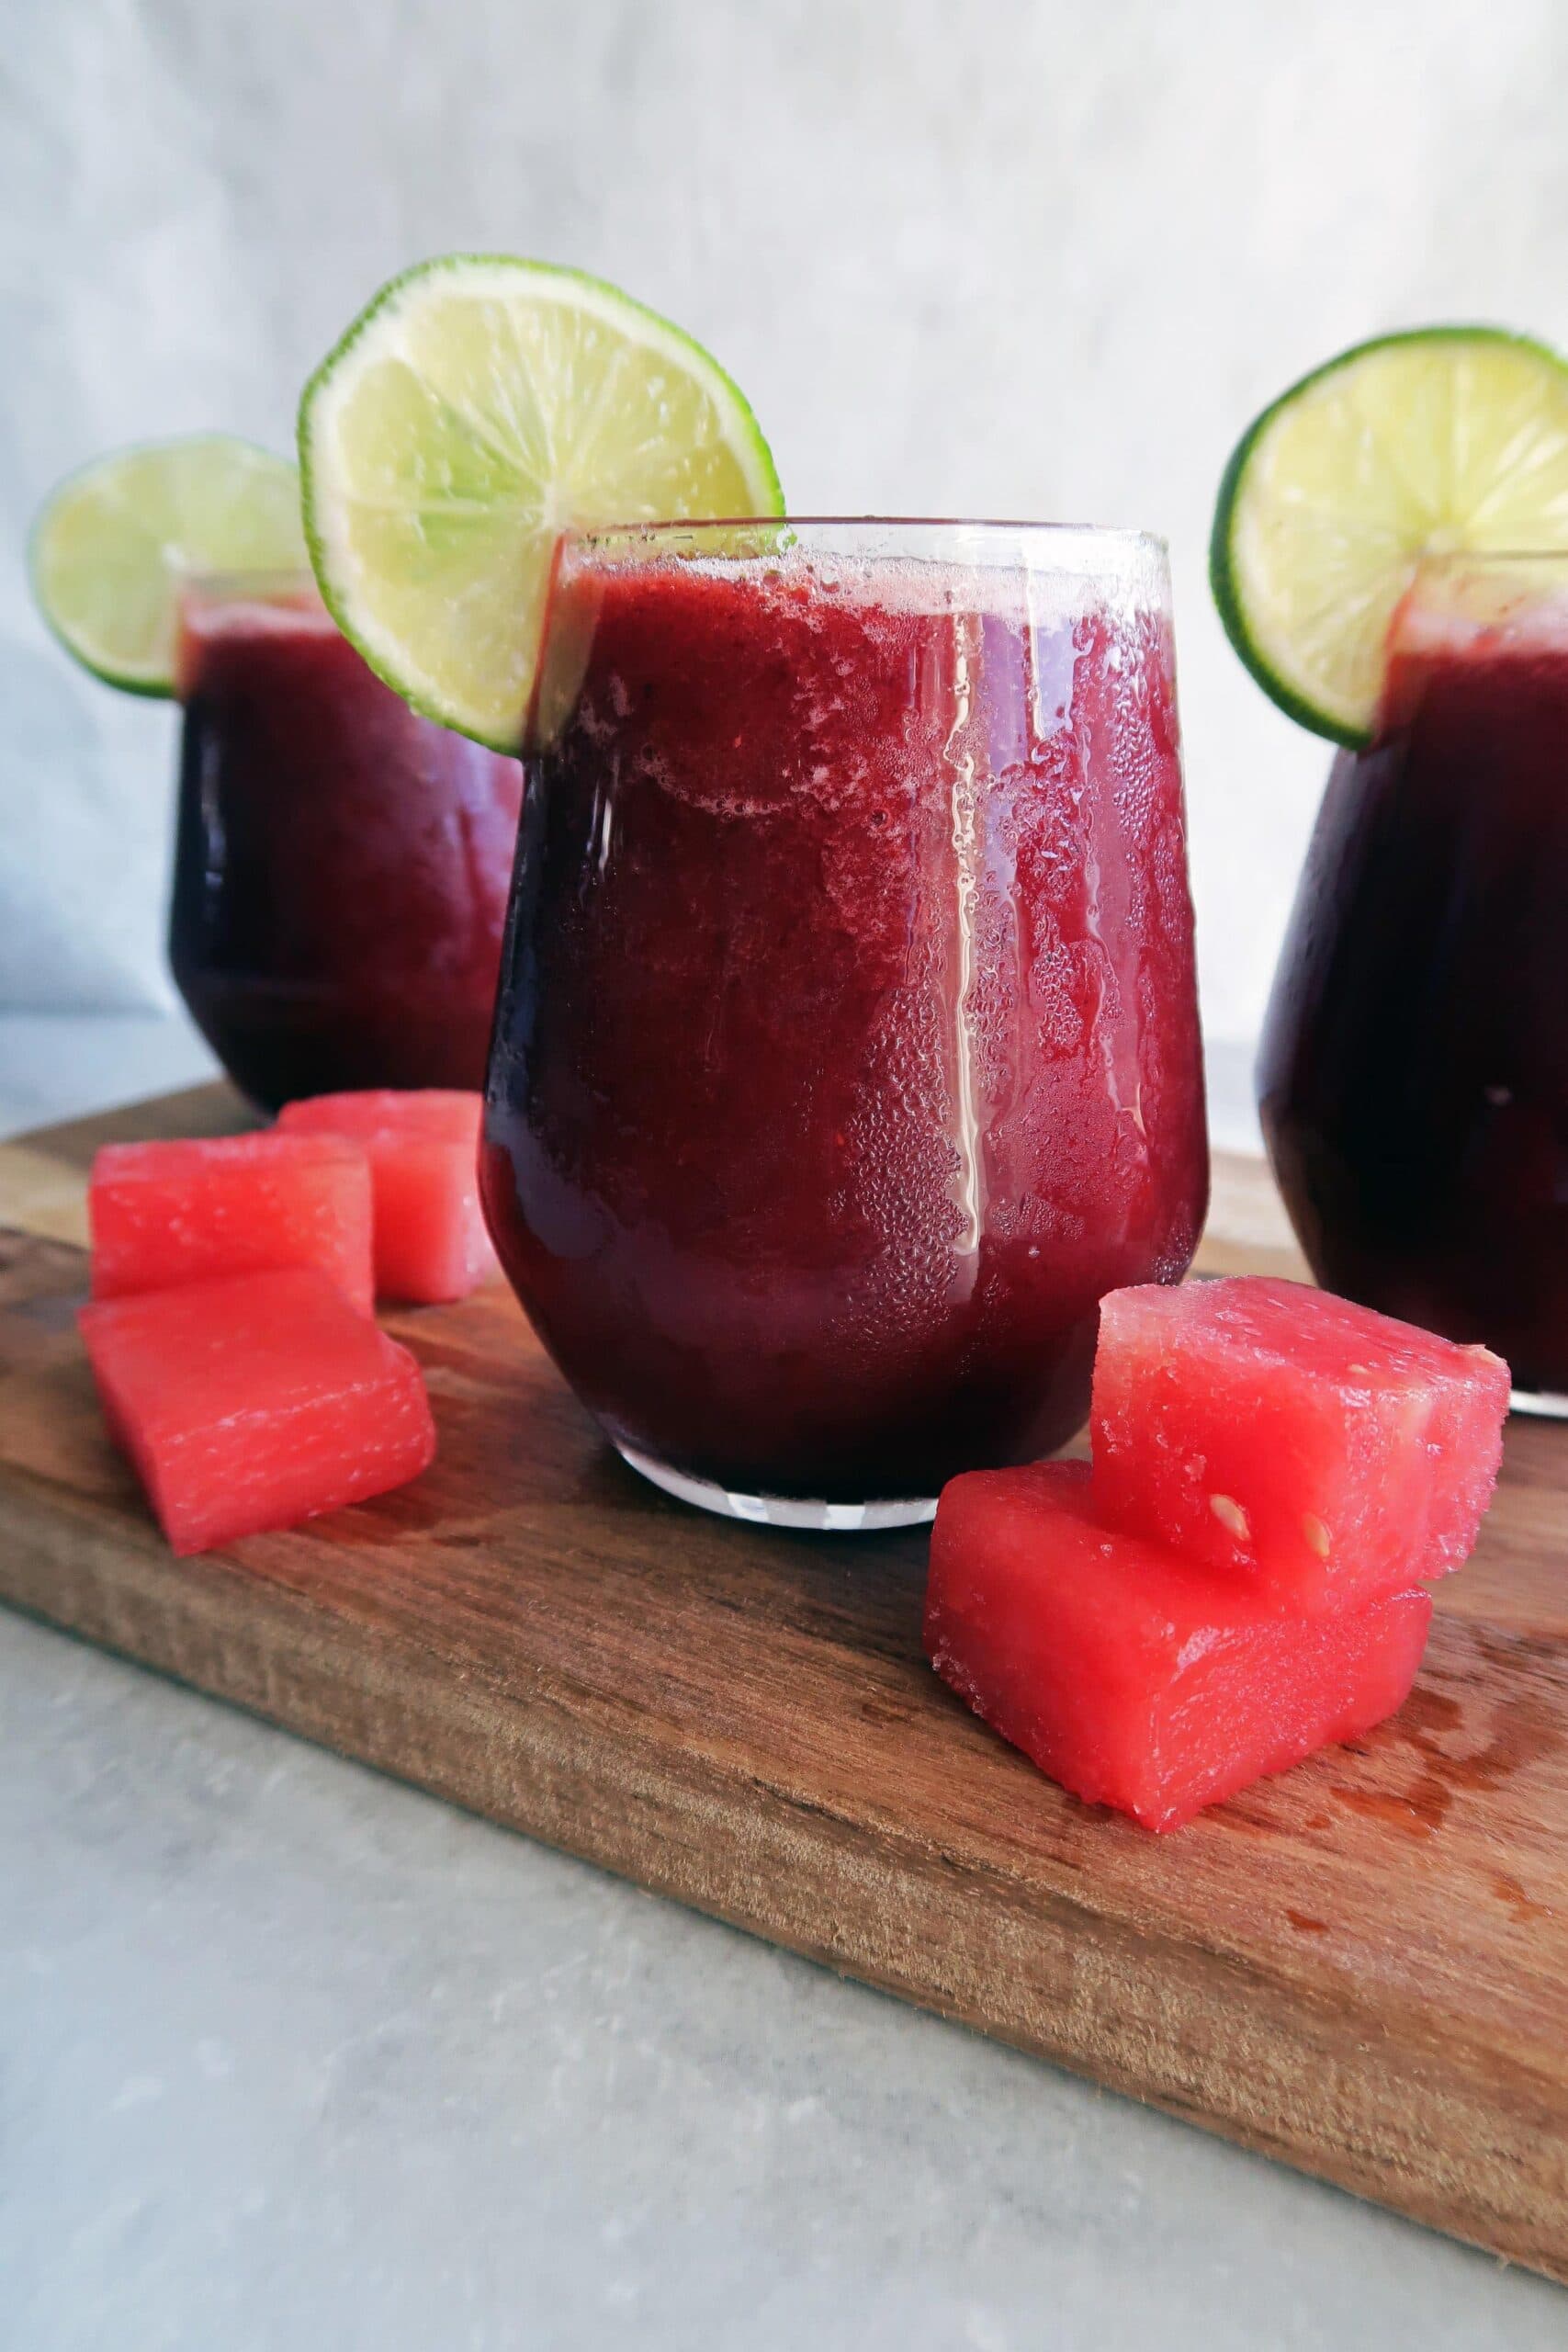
xmin=480 ymin=520 xmax=1208 ymax=1526
xmin=170 ymin=578 xmax=524 ymax=1113
xmin=1260 ymin=554 xmax=1568 ymax=1408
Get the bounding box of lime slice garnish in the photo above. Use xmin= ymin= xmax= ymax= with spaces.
xmin=1210 ymin=327 xmax=1568 ymax=744
xmin=298 ymin=254 xmax=784 ymax=750
xmin=29 ymin=436 xmax=306 ymax=695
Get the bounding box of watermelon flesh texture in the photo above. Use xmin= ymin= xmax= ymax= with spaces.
xmin=1092 ymin=1276 xmax=1509 ymax=1613
xmin=276 ymin=1091 xmax=496 ymax=1304
xmin=89 ymin=1134 xmax=374 ymax=1316
xmin=80 ymin=1267 xmax=436 ymax=1555
xmin=925 ymin=1461 xmax=1431 ymax=1832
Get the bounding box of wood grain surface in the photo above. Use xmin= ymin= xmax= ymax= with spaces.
xmin=2 ymin=1085 xmax=1565 ymax=2280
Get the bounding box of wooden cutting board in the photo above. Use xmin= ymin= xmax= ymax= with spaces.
xmin=3 ymin=1084 xmax=1566 ymax=2282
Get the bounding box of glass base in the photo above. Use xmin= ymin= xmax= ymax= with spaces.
xmin=1510 ymin=1387 xmax=1568 ymax=1419
xmin=615 ymin=1442 xmax=939 ymax=1532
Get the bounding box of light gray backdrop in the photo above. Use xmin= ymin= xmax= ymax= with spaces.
xmin=6 ymin=0 xmax=1566 ymax=1048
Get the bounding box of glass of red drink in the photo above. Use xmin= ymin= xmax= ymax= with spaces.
xmin=1260 ymin=553 xmax=1568 ymax=1411
xmin=481 ymin=519 xmax=1208 ymax=1527
xmin=170 ymin=573 xmax=524 ymax=1113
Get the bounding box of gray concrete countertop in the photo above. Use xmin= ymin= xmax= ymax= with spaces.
xmin=3 ymin=1013 xmax=1562 ymax=2350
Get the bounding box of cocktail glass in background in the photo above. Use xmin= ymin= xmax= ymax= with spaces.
xmin=1259 ymin=552 xmax=1568 ymax=1411
xmin=481 ymin=519 xmax=1209 ymax=1526
xmin=170 ymin=573 xmax=524 ymax=1113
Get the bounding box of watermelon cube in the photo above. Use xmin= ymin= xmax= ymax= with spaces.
xmin=1092 ymin=1276 xmax=1509 ymax=1613
xmin=276 ymin=1091 xmax=496 ymax=1304
xmin=925 ymin=1461 xmax=1431 ymax=1832
xmin=90 ymin=1134 xmax=373 ymax=1315
xmin=80 ymin=1267 xmax=436 ymax=1555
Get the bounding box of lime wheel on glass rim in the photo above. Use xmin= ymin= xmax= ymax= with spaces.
xmin=28 ymin=435 xmax=306 ymax=695
xmin=1210 ymin=326 xmax=1568 ymax=743
xmin=297 ymin=254 xmax=784 ymax=751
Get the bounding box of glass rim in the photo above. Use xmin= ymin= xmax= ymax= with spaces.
xmin=1412 ymin=546 xmax=1568 ymax=568
xmin=177 ymin=564 xmax=320 ymax=599
xmin=561 ymin=514 xmax=1168 ymax=558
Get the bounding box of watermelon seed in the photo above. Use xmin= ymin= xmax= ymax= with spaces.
xmin=1302 ymin=1513 xmax=1333 ymax=1558
xmin=1209 ymin=1493 xmax=1250 ymax=1542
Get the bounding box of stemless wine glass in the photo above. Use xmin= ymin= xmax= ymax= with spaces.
xmin=169 ymin=571 xmax=524 ymax=1113
xmin=480 ymin=519 xmax=1209 ymax=1527
xmin=1260 ymin=549 xmax=1568 ymax=1413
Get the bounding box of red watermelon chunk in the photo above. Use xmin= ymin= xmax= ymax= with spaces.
xmin=1092 ymin=1276 xmax=1509 ymax=1613
xmin=80 ymin=1267 xmax=436 ymax=1555
xmin=276 ymin=1091 xmax=496 ymax=1304
xmin=925 ymin=1461 xmax=1431 ymax=1832
xmin=90 ymin=1134 xmax=373 ymax=1314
